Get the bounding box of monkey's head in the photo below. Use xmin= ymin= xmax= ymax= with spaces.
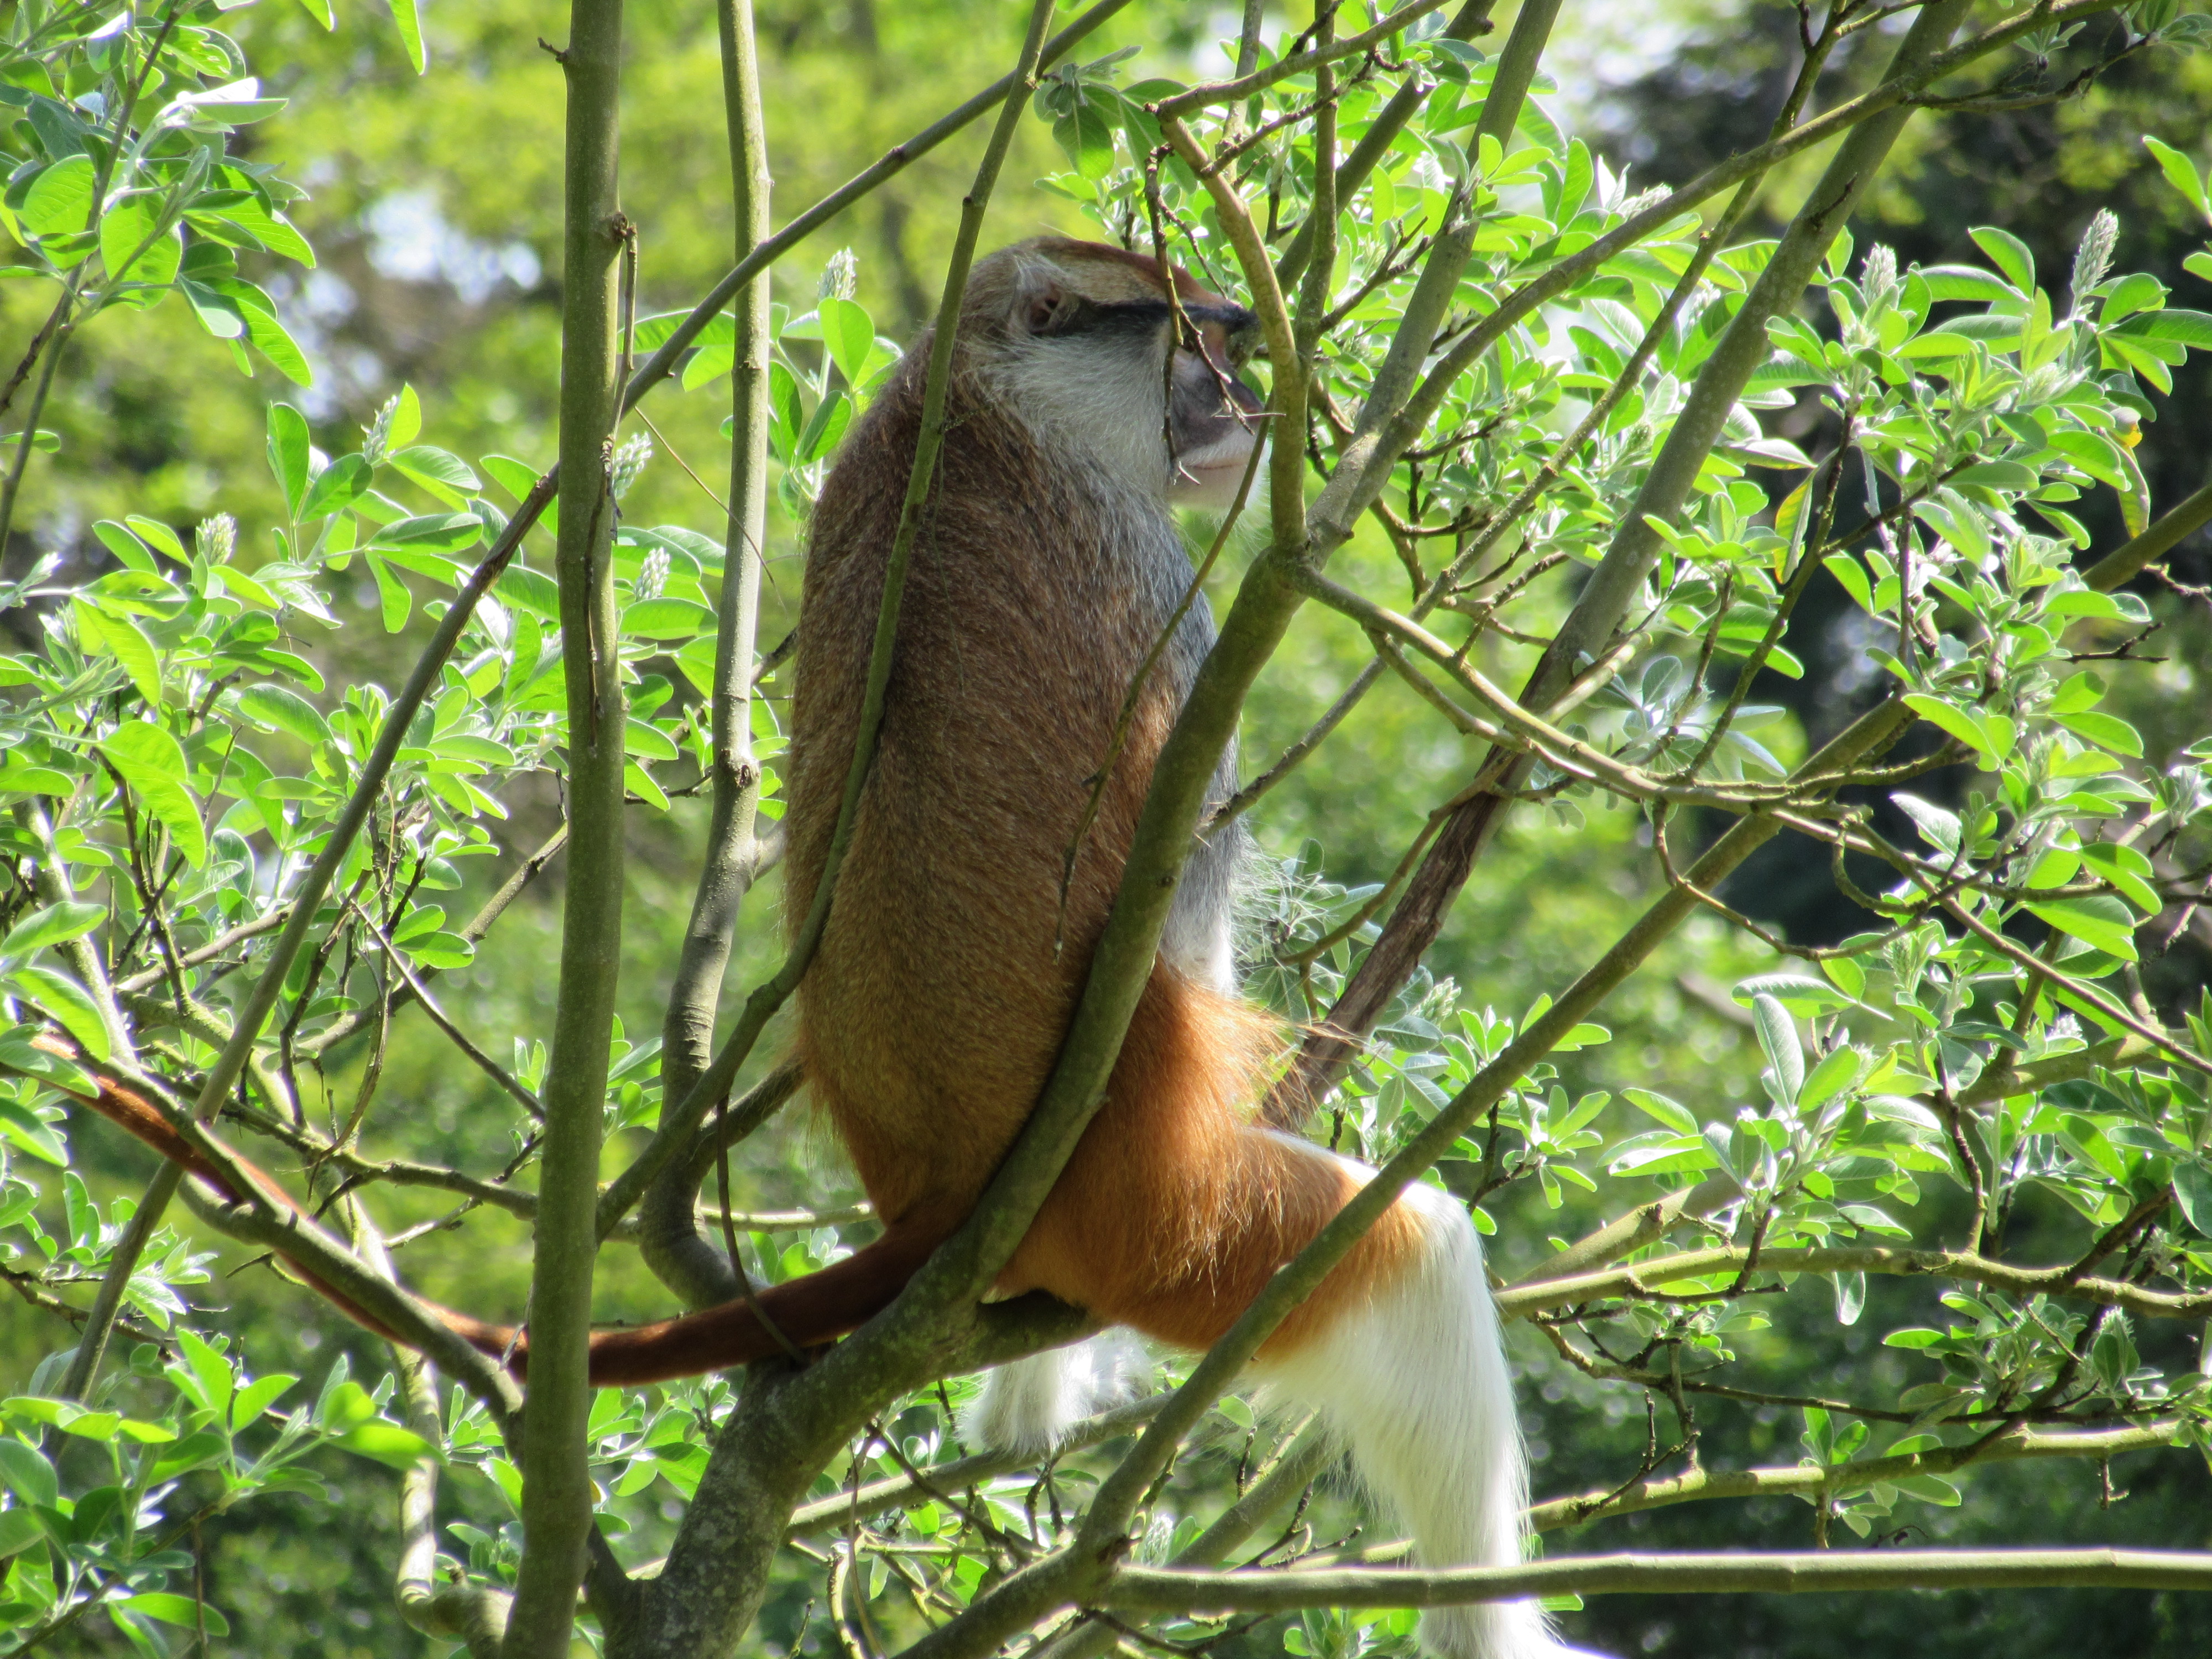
xmin=963 ymin=238 xmax=1265 ymax=511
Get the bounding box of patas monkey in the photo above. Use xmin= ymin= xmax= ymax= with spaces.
xmin=785 ymin=235 xmax=1567 ymax=1659
xmin=54 ymin=238 xmax=1569 ymax=1659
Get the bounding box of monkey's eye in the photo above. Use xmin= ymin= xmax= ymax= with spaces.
xmin=1224 ymin=322 xmax=1264 ymax=368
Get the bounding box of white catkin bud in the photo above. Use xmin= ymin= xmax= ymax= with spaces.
xmin=2070 ymin=208 xmax=2119 ymax=307
xmin=633 ymin=548 xmax=669 ymax=603
xmin=818 ymin=247 xmax=859 ymax=302
xmin=363 ymin=393 xmax=400 ymax=465
xmin=196 ymin=514 xmax=237 ymax=565
xmin=1861 ymin=244 xmax=1898 ymax=309
xmin=1137 ymin=1511 xmax=1176 ymax=1564
xmin=611 ymin=434 xmax=653 ymax=500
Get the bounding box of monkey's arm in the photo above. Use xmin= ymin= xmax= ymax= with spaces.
xmin=24 ymin=1037 xmax=936 ymax=1385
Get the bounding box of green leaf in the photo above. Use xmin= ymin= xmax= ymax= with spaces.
xmin=0 ymin=1506 xmax=44 ymax=1558
xmin=1730 ymin=973 xmax=1864 ymax=1015
xmin=2143 ymin=135 xmax=2211 ymax=222
xmin=1624 ymin=1087 xmax=1698 ymax=1135
xmin=479 ymin=452 xmax=545 ymax=508
xmin=231 ymin=1372 xmax=298 ymax=1431
xmin=197 ymin=276 xmax=313 ymax=384
xmin=1950 ymin=460 xmax=2037 ymax=491
xmin=767 ymin=363 xmax=801 ymax=462
xmin=0 ymin=1437 xmax=57 ymax=1509
xmin=92 ymin=520 xmax=156 ymax=572
xmin=383 ymin=383 xmax=423 ymax=451
xmin=124 ymin=516 xmax=185 ymax=560
xmin=72 ymin=597 xmax=161 ymax=706
xmin=97 ymin=195 xmax=180 ymax=291
xmin=2099 ymin=272 xmax=2166 ymax=326
xmin=0 ymin=1097 xmax=67 ymax=1162
xmin=2174 ymin=1163 xmax=2212 ymax=1235
xmin=1917 ymin=264 xmax=2015 ymax=303
xmin=623 ymin=597 xmax=716 ymax=640
xmin=2048 ymin=670 xmax=2106 ymax=715
xmin=405 ymin=932 xmax=474 ymax=971
xmin=2046 ymin=429 xmax=2130 ymax=489
xmin=680 ymin=342 xmax=735 ymax=390
xmin=1752 ymin=993 xmax=1803 ymax=1103
xmin=2054 ymin=710 xmax=2142 ymax=758
xmin=121 ymin=1594 xmax=231 ymax=1637
xmin=147 ymin=1427 xmax=229 ymax=1482
xmin=386 ymin=445 xmax=481 ymax=507
xmin=178 ymin=1328 xmax=234 ymax=1416
xmin=816 ymin=296 xmax=876 ymax=388
xmin=0 ymin=1029 xmax=95 ymax=1102
xmin=2078 ymin=842 xmax=2161 ymax=914
xmin=21 ymin=155 xmax=93 ymax=236
xmin=1891 ymin=791 xmax=1961 ymax=854
xmin=1052 ymin=98 xmax=1118 ymax=179
xmin=0 ymin=764 xmax=74 ymax=800
xmin=1968 ymin=226 xmax=2035 ymax=294
xmin=1 ymin=902 xmax=105 ymax=961
xmin=229 ymin=684 xmax=330 ymax=745
xmin=99 ymin=721 xmax=207 ymax=867
xmin=1823 ymin=552 xmax=1873 ymax=613
xmin=334 ymin=1421 xmax=435 ymax=1469
xmin=1884 ymin=1328 xmax=1947 ymax=1350
xmin=2124 ymin=307 xmax=2212 ymax=349
xmin=6 ymin=967 xmax=109 ymax=1060
xmin=1902 ymin=695 xmax=1997 ymax=765
xmin=197 ymin=191 xmax=315 ymax=267
xmin=1833 ymin=1269 xmax=1865 ymax=1327
xmin=366 ymin=555 xmax=411 ymax=633
xmin=299 ymin=452 xmax=372 ymax=520
xmin=2025 ymin=895 xmax=2139 ymax=962
xmin=797 ymin=390 xmax=852 ymax=463
xmin=388 ymin=0 xmax=427 ymax=72
xmin=1799 ymin=1044 xmax=1869 ymax=1112
xmin=495 ymin=563 xmax=559 ymax=619
xmin=1890 ymin=1473 xmax=1962 ymax=1506
xmin=267 ymin=404 xmax=310 ymax=516
xmin=369 ymin=512 xmax=483 ymax=557
xmin=182 ymin=275 xmax=247 ymax=339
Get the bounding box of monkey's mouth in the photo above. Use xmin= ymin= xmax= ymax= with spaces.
xmin=1173 ymin=435 xmax=1260 ymax=486
xmin=1168 ymin=439 xmax=1267 ymax=508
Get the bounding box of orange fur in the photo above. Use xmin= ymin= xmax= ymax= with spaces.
xmin=1001 ymin=971 xmax=1423 ymax=1356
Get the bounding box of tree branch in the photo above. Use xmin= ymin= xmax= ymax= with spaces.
xmin=1101 ymin=1548 xmax=2212 ymax=1611
xmin=503 ymin=0 xmax=630 ymax=1642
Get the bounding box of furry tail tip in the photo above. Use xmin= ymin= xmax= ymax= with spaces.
xmin=967 ymin=1329 xmax=1150 ymax=1457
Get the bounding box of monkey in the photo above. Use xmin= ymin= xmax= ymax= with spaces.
xmin=40 ymin=238 xmax=1579 ymax=1659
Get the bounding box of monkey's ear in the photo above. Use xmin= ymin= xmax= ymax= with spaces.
xmin=1015 ymin=272 xmax=1084 ymax=337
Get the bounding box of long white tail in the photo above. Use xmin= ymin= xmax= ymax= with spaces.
xmin=1259 ymin=1174 xmax=1570 ymax=1659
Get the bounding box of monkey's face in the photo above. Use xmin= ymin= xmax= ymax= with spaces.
xmin=989 ymin=241 xmax=1265 ymax=511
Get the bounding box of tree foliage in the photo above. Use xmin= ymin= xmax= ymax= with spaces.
xmin=2 ymin=0 xmax=2212 ymax=1655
